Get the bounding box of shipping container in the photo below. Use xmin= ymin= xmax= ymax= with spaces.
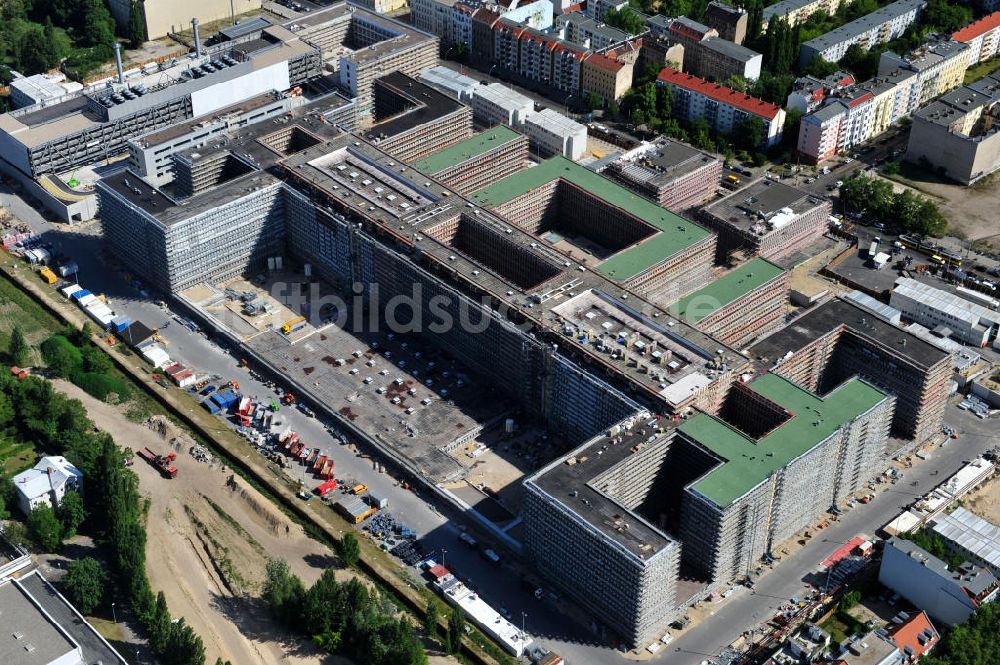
xmin=61 ymin=284 xmax=83 ymax=299
xmin=57 ymin=262 xmax=78 ymax=277
xmin=109 ymin=315 xmax=131 ymax=333
xmin=202 ymin=400 xmax=221 ymax=415
xmin=39 ymin=268 xmax=57 ymax=284
xmin=69 ymin=288 xmax=92 ymax=302
xmin=315 ymin=479 xmax=338 ymax=497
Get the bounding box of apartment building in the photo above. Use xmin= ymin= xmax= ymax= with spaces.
xmin=660 ymin=17 xmax=763 ymax=82
xmin=786 ymin=71 xmax=856 ymax=113
xmin=364 ymin=73 xmax=474 ymax=163
xmin=748 ymin=296 xmax=954 ymax=445
xmin=679 ymin=373 xmax=893 ymax=582
xmin=890 ymin=278 xmax=1000 ymax=348
xmin=953 ymin=11 xmax=1000 ymax=64
xmin=657 ymin=68 xmax=785 ymax=146
xmin=472 ymin=83 xmax=536 ymax=126
xmin=699 ymin=178 xmax=830 ymax=263
xmin=670 ymin=258 xmax=789 ymax=349
xmin=412 ymin=126 xmax=529 ymax=193
xmin=603 ymin=137 xmax=722 ymax=210
xmin=586 ymin=0 xmax=629 ymax=20
xmin=878 ymin=40 xmax=971 ymax=110
xmin=494 ymin=20 xmax=591 ymax=93
xmin=581 ymin=51 xmax=634 ymax=103
xmin=471 ymin=7 xmax=502 ymax=62
xmin=704 ymin=1 xmax=749 ymax=44
xmin=763 ymin=0 xmax=852 ymax=29
xmin=557 ymin=11 xmax=633 ymax=50
xmin=905 ymin=72 xmax=1000 ymax=184
xmin=796 ymin=39 xmax=969 ymax=162
xmin=798 ymin=0 xmax=926 ymax=67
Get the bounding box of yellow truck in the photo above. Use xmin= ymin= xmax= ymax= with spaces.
xmin=39 ymin=268 xmax=58 ymax=284
xmin=282 ymin=316 xmax=306 ymax=335
xmin=351 ymin=483 xmax=368 ymax=495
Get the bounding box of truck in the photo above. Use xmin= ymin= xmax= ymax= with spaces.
xmin=282 ymin=316 xmax=307 ymax=335
xmin=38 ymin=267 xmax=57 ymax=284
xmin=315 ymin=479 xmax=339 ymax=497
xmin=481 ymin=548 xmax=501 ymax=565
xmin=351 ymin=483 xmax=368 ymax=495
xmin=868 ymin=240 xmax=879 ymax=257
xmin=137 ymin=447 xmax=178 ymax=478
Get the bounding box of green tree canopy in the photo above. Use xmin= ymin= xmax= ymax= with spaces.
xmin=9 ymin=325 xmax=30 ymax=366
xmin=28 ymin=504 xmax=63 ymax=551
xmin=338 ymin=533 xmax=361 ymax=567
xmin=63 ymin=556 xmax=107 ymax=614
xmin=57 ymin=490 xmax=86 ymax=539
xmin=603 ymin=6 xmax=646 ymax=34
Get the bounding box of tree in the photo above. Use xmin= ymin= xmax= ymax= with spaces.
xmin=803 ymin=56 xmax=841 ymax=78
xmin=64 ymin=557 xmax=107 ymax=614
xmin=746 ymin=0 xmax=764 ymax=42
xmin=128 ymin=2 xmax=147 ymax=48
xmin=735 ymin=115 xmax=765 ymax=152
xmin=924 ymin=0 xmax=972 ymax=34
xmin=424 ymin=600 xmax=440 ymax=640
xmin=724 ymin=74 xmax=749 ymax=93
xmin=57 ymin=490 xmax=86 ymax=539
xmin=27 ymin=504 xmax=63 ymax=551
xmin=584 ymin=91 xmax=601 ymax=110
xmin=447 ymin=605 xmax=465 ymax=655
xmin=40 ymin=335 xmax=82 ymax=377
xmin=163 ymin=618 xmax=205 ymax=665
xmin=263 ymin=558 xmax=305 ymax=625
xmin=603 ymin=6 xmax=645 ymax=34
xmin=8 ymin=325 xmax=29 ymax=366
xmin=149 ymin=591 xmax=173 ymax=653
xmin=81 ymin=0 xmax=115 ymax=48
xmin=781 ymin=107 xmax=804 ymax=152
xmin=338 ymin=533 xmax=361 ymax=567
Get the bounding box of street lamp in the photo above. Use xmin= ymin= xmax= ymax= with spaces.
xmin=112 ymin=602 xmax=117 ymax=624
xmin=441 ymin=548 xmax=447 ymax=568
xmin=521 ymin=612 xmax=527 ymax=641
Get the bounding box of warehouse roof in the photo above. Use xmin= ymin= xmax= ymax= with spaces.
xmin=932 ymin=507 xmax=1000 ymax=571
xmin=470 ymin=157 xmax=710 ymax=281
xmin=680 ymin=372 xmax=887 ymax=506
xmin=413 ymin=126 xmax=522 ymax=174
xmin=673 ymin=258 xmax=785 ymax=324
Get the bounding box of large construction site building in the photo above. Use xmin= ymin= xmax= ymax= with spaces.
xmin=411 ymin=126 xmax=530 ymax=194
xmin=468 ymin=157 xmax=718 ymax=299
xmin=603 ymin=137 xmax=723 ymax=211
xmin=748 ymin=296 xmax=953 ymax=446
xmin=525 ymin=371 xmax=892 ymax=645
xmin=670 ymin=257 xmax=788 ymax=349
xmin=699 ymin=178 xmax=831 ymax=264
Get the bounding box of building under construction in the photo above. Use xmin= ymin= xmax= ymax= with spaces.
xmin=603 ymin=137 xmax=723 ymax=211
xmin=412 ymin=126 xmax=529 ymax=194
xmin=748 ymin=296 xmax=953 ymax=446
xmin=469 ymin=157 xmax=718 ymax=299
xmin=525 ymin=371 xmax=892 ymax=646
xmin=670 ymin=257 xmax=788 ymax=349
xmin=699 ymin=178 xmax=831 ymax=264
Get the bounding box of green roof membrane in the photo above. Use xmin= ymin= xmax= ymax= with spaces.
xmin=679 ymin=373 xmax=887 ymax=507
xmin=412 ymin=126 xmax=522 ymax=174
xmin=673 ymin=258 xmax=786 ymax=324
xmin=470 ymin=157 xmax=710 ymax=281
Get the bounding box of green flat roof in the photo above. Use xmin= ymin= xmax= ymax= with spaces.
xmin=470 ymin=157 xmax=710 ymax=281
xmin=679 ymin=373 xmax=886 ymax=507
xmin=412 ymin=126 xmax=522 ymax=174
xmin=672 ymin=258 xmax=786 ymax=324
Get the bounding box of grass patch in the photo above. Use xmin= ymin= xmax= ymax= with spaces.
xmin=822 ymin=610 xmax=867 ymax=645
xmin=0 ymin=440 xmax=35 ymax=475
xmin=0 ymin=270 xmax=62 ymax=354
xmin=965 ymin=56 xmax=1000 ymax=84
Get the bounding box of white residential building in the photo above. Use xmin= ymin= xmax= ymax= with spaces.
xmin=472 ymin=83 xmax=536 ymax=126
xmin=953 ymin=11 xmax=1000 ymax=64
xmin=11 ymin=456 xmax=83 ymax=516
xmin=523 ymin=108 xmax=588 ymax=159
xmin=798 ymin=0 xmax=926 ymax=67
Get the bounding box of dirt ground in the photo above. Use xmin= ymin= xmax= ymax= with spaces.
xmin=51 ymin=380 xmax=350 ymax=665
xmin=959 ymin=477 xmax=1000 ymax=525
xmin=886 ymin=171 xmax=1000 ymax=247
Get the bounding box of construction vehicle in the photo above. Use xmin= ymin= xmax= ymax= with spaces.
xmin=282 ymin=316 xmax=307 ymax=335
xmin=282 ymin=392 xmax=296 ymax=405
xmin=315 ymin=479 xmax=338 ymax=497
xmin=137 ymin=447 xmax=178 ymax=478
xmin=352 ymin=483 xmax=368 ymax=495
xmin=38 ymin=267 xmax=58 ymax=284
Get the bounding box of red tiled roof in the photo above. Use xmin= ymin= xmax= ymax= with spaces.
xmin=888 ymin=611 xmax=939 ymax=661
xmin=847 ymin=91 xmax=874 ymax=107
xmin=656 ymin=67 xmax=781 ymax=120
xmin=563 ymin=2 xmax=584 ymax=11
xmin=586 ymin=53 xmax=626 ymax=73
xmin=953 ymin=11 xmax=1000 ymax=43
